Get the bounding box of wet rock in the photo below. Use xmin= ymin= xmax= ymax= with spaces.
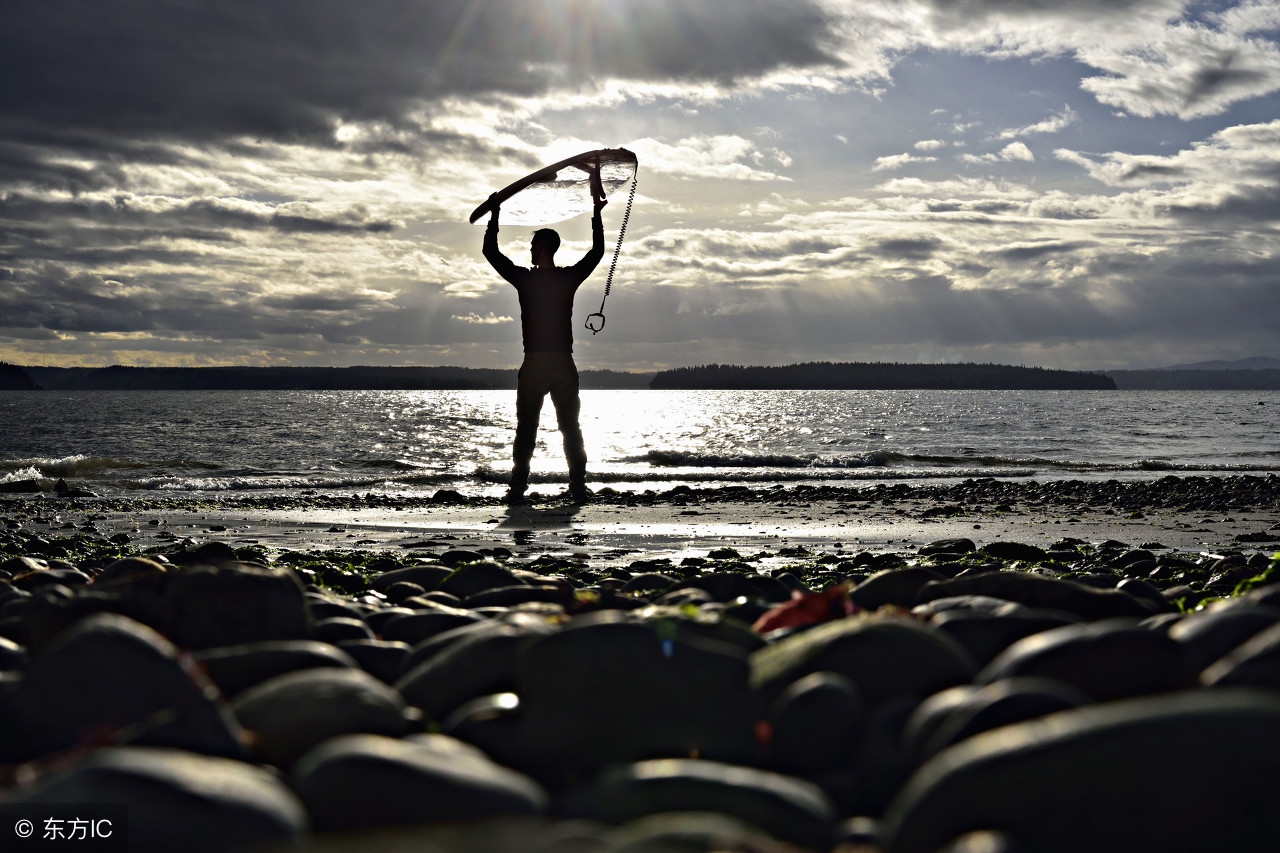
xmin=518 ymin=614 xmax=759 ymax=780
xmin=440 ymin=549 xmax=487 ymax=567
xmin=917 ymin=572 xmax=1160 ymax=621
xmin=919 ymin=539 xmax=977 ymax=557
xmin=193 ymin=640 xmax=358 ymax=699
xmin=908 ymin=677 xmax=1090 ymax=762
xmin=379 ymin=607 xmax=485 ymax=645
xmin=882 ymin=690 xmax=1280 ymax=853
xmin=671 ymin=573 xmax=757 ymax=603
xmin=1169 ymin=604 xmax=1280 ymax=671
xmin=233 ymin=668 xmax=407 ymax=767
xmin=0 ymin=635 xmax=28 ymax=671
xmin=10 ymin=746 xmax=307 ymax=853
xmin=439 ymin=561 xmax=527 ymax=598
xmin=852 ymin=567 xmax=947 ymax=610
xmin=1113 ymin=577 xmax=1165 ymax=608
xmin=174 ymin=540 xmax=239 ymax=566
xmin=607 ymin=812 xmax=790 ymax=853
xmin=930 ymin=611 xmax=1082 ymax=669
xmin=13 ymin=613 xmax=244 ymax=759
xmin=912 ymin=596 xmax=1030 ymax=619
xmin=95 ymin=556 xmax=169 ymax=585
xmin=765 ymin=672 xmax=865 ymax=776
xmin=383 ymin=581 xmax=426 ymax=603
xmin=397 ymin=622 xmax=552 ymax=721
xmin=291 ymin=732 xmax=547 ymax=832
xmin=367 ymin=564 xmax=451 ymax=593
xmin=1112 ymin=549 xmax=1156 ymax=569
xmin=751 ymin=615 xmax=977 ymax=708
xmin=747 ymin=575 xmax=794 ymax=603
xmin=164 ymin=562 xmax=312 ymax=650
xmin=13 ymin=567 xmax=91 ymax=590
xmin=465 ymin=585 xmax=566 ymax=609
xmin=335 ymin=639 xmax=411 ymax=684
xmin=363 ymin=606 xmax=415 ymax=634
xmin=622 ymin=573 xmax=680 ymax=595
xmin=977 ymin=618 xmax=1197 ymax=702
xmin=312 ymin=616 xmax=375 ymax=643
xmin=564 ymin=758 xmax=836 ymax=851
xmin=1202 ymin=622 xmax=1280 ymax=690
xmin=980 ymin=542 xmax=1046 ymax=562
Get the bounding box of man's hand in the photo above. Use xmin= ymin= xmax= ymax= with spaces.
xmin=488 ymin=193 xmax=501 ymax=224
xmin=588 ymin=163 xmax=607 ymax=212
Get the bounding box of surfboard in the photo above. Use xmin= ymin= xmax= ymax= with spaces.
xmin=469 ymin=148 xmax=637 ymax=226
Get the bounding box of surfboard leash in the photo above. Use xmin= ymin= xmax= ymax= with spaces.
xmin=586 ymin=169 xmax=638 ymax=335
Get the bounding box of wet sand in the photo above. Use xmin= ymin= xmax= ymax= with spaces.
xmin=8 ymin=476 xmax=1278 ymax=567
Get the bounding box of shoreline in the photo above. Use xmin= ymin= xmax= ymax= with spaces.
xmin=3 ymin=475 xmax=1277 ymax=568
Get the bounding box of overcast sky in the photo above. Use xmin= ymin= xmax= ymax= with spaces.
xmin=2 ymin=0 xmax=1278 ymax=371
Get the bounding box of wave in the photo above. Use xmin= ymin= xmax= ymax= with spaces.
xmin=0 ymin=455 xmax=222 ymax=480
xmin=629 ymin=449 xmax=1277 ymax=475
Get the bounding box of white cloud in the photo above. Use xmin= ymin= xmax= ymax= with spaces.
xmin=996 ymin=106 xmax=1078 ymax=139
xmin=873 ymin=153 xmax=940 ymax=171
xmin=628 ymin=136 xmax=792 ymax=181
xmin=960 ymin=141 xmax=1036 ymax=163
xmin=915 ymin=139 xmax=947 ymax=150
xmin=452 ymin=312 xmax=513 ymax=325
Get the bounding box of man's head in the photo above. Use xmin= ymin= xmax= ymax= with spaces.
xmin=531 ymin=228 xmax=560 ymax=268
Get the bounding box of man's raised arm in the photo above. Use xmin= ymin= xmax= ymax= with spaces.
xmin=482 ymin=198 xmax=519 ymax=282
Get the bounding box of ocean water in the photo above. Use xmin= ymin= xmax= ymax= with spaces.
xmin=0 ymin=389 xmax=1277 ymax=498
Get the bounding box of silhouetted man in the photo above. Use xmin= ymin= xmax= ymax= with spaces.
xmin=483 ymin=181 xmax=606 ymax=505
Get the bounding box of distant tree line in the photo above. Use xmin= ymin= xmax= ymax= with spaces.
xmin=1107 ymin=369 xmax=1280 ymax=390
xmin=18 ymin=365 xmax=654 ymax=391
xmin=0 ymin=362 xmax=39 ymax=390
xmin=649 ymin=362 xmax=1117 ymax=390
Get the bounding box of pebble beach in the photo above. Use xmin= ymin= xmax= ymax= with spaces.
xmin=2 ymin=474 xmax=1280 ymax=851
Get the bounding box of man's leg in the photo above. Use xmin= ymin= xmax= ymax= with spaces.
xmin=549 ymin=372 xmax=588 ymax=501
xmin=509 ymin=364 xmax=545 ymax=502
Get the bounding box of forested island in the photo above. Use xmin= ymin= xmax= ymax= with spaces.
xmin=650 ymin=362 xmax=1116 ymax=390
xmin=20 ymin=365 xmax=654 ymax=391
xmin=7 ymin=363 xmax=1278 ymax=391
xmin=1107 ymin=369 xmax=1280 ymax=390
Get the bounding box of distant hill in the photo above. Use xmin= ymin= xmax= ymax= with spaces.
xmin=650 ymin=362 xmax=1115 ymax=390
xmin=1159 ymin=356 xmax=1280 ymax=371
xmin=0 ymin=362 xmax=39 ymax=390
xmin=22 ymin=365 xmax=655 ymax=391
xmin=1107 ymin=369 xmax=1280 ymax=390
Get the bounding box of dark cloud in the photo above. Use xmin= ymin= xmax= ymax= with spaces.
xmin=872 ymin=236 xmax=944 ymax=260
xmin=1 ymin=0 xmax=834 ymax=149
xmin=992 ymin=240 xmax=1094 ymax=261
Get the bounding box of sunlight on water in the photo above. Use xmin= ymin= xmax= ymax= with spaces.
xmin=0 ymin=389 xmax=1276 ymax=497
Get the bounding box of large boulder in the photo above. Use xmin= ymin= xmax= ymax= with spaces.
xmin=517 ymin=613 xmax=759 ymax=780
xmin=10 ymin=746 xmax=306 ymax=853
xmin=193 ymin=640 xmax=358 ymax=698
xmin=852 ymin=568 xmax=947 ymax=611
xmin=751 ymin=615 xmax=977 ymax=708
xmin=290 ymin=732 xmax=547 ymax=832
xmin=397 ymin=622 xmax=553 ymax=721
xmin=1202 ymin=622 xmax=1280 ymax=690
xmin=565 ymin=758 xmax=837 ymax=851
xmin=1170 ymin=604 xmax=1280 ymax=672
xmin=232 ymin=668 xmax=406 ymax=767
xmin=163 ymin=563 xmax=311 ymax=650
xmin=916 ymin=573 xmax=1161 ymax=621
xmin=882 ymin=689 xmax=1280 ymax=853
xmin=977 ymin=618 xmax=1197 ymax=702
xmin=764 ymin=672 xmax=865 ymax=776
xmin=13 ymin=613 xmax=243 ymax=759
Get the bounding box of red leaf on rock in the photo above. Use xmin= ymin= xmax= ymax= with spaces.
xmin=752 ymin=583 xmax=859 ymax=634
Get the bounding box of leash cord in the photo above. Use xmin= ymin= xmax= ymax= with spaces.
xmin=586 ymin=169 xmax=638 ymax=335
